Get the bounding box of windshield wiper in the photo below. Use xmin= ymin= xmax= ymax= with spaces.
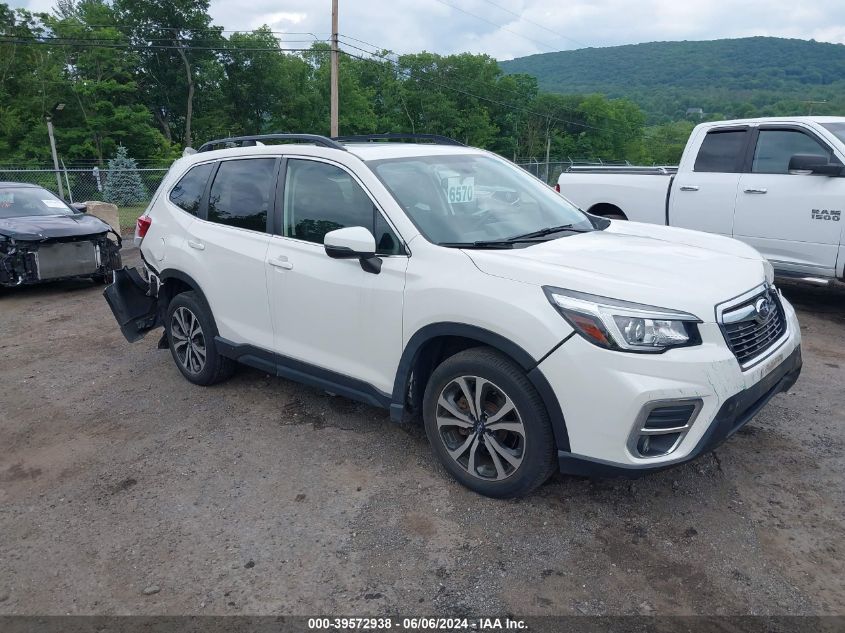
xmin=438 ymin=224 xmax=595 ymax=249
xmin=506 ymin=224 xmax=592 ymax=241
xmin=438 ymin=240 xmax=515 ymax=249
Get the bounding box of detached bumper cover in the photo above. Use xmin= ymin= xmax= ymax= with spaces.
xmin=103 ymin=267 xmax=159 ymax=342
xmin=558 ymin=345 xmax=802 ymax=478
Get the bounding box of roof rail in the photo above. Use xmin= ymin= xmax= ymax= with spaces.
xmin=332 ymin=133 xmax=465 ymax=146
xmin=197 ymin=134 xmax=347 ymax=153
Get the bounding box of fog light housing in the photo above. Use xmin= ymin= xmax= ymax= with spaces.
xmin=628 ymin=399 xmax=703 ymax=458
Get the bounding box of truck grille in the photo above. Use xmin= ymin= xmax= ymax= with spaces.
xmin=721 ymin=287 xmax=786 ymax=367
xmin=35 ymin=241 xmax=99 ymax=280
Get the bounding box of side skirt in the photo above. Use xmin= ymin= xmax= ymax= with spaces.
xmin=215 ymin=337 xmax=392 ymax=410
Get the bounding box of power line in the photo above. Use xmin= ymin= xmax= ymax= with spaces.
xmin=431 ymin=0 xmax=559 ymax=52
xmin=0 ymin=36 xmax=322 ymax=53
xmin=339 ymin=48 xmax=616 ymax=134
xmin=2 ymin=30 xmax=628 ymax=134
xmin=338 ymin=35 xmax=633 ymax=127
xmin=475 ymin=0 xmax=585 ymax=48
xmin=48 ymin=23 xmax=330 ymax=38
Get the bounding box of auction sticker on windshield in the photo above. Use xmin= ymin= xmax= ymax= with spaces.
xmin=447 ymin=177 xmax=474 ymax=204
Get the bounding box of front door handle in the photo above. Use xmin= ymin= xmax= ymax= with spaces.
xmin=679 ymin=185 xmax=699 ymax=192
xmin=187 ymin=239 xmax=205 ymax=250
xmin=269 ymin=256 xmax=293 ymax=270
xmin=743 ymin=188 xmax=767 ymax=194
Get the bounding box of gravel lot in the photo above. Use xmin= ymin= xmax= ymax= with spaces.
xmin=1 ymin=246 xmax=843 ymax=616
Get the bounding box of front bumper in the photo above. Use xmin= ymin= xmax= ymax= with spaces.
xmin=538 ymin=295 xmax=802 ymax=477
xmin=0 ymin=234 xmax=122 ymax=287
xmin=557 ymin=344 xmax=801 ymax=477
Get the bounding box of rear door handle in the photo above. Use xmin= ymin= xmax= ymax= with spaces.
xmin=743 ymin=188 xmax=767 ymax=194
xmin=187 ymin=239 xmax=205 ymax=250
xmin=269 ymin=256 xmax=293 ymax=270
xmin=679 ymin=185 xmax=699 ymax=191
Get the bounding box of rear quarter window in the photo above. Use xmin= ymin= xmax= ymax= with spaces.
xmin=169 ymin=163 xmax=214 ymax=215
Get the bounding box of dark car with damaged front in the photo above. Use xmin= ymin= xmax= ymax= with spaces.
xmin=0 ymin=183 xmax=122 ymax=289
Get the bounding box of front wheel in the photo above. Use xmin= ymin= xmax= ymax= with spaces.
xmin=422 ymin=347 xmax=557 ymax=498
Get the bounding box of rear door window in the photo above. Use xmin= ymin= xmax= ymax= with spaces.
xmin=169 ymin=163 xmax=214 ymax=216
xmin=207 ymin=158 xmax=277 ymax=232
xmin=694 ymin=130 xmax=748 ymax=173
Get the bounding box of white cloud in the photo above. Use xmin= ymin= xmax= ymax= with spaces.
xmin=13 ymin=0 xmax=845 ymax=59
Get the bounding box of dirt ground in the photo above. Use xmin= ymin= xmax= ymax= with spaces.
xmin=0 ymin=246 xmax=843 ymax=617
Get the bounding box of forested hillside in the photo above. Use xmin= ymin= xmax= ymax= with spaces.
xmin=500 ymin=37 xmax=845 ymax=122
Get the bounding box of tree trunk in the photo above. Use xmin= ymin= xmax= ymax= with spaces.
xmin=154 ymin=108 xmax=173 ymax=144
xmin=175 ymin=41 xmax=194 ymax=148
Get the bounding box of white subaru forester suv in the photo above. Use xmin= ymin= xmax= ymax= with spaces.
xmin=105 ymin=133 xmax=802 ymax=498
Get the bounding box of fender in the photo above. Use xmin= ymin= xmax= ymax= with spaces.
xmin=157 ymin=268 xmax=212 ymax=309
xmin=391 ymin=322 xmax=571 ymax=452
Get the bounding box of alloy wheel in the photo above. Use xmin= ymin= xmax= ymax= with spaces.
xmin=435 ymin=375 xmax=526 ymax=480
xmin=171 ymin=306 xmax=206 ymax=375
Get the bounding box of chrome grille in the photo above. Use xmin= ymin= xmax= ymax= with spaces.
xmin=721 ymin=287 xmax=786 ymax=367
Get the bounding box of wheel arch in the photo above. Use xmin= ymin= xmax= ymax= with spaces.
xmin=158 ymin=268 xmax=211 ymax=308
xmin=391 ymin=322 xmax=571 ymax=452
xmin=588 ymin=202 xmax=627 ymax=219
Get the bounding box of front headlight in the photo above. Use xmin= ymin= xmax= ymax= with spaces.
xmin=543 ymin=286 xmax=702 ymax=353
xmin=763 ymin=259 xmax=774 ymax=285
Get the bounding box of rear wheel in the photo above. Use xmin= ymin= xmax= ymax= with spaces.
xmin=422 ymin=347 xmax=557 ymax=498
xmin=166 ymin=291 xmax=234 ymax=386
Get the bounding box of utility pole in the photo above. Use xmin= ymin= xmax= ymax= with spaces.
xmin=46 ymin=115 xmax=65 ymax=200
xmin=330 ymin=0 xmax=339 ymax=137
xmin=544 ymin=116 xmax=552 ymax=184
xmin=803 ymin=100 xmax=827 ymax=115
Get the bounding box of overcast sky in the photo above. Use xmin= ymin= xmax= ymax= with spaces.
xmin=15 ymin=0 xmax=845 ymax=59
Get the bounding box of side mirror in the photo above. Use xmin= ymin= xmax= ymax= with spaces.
xmin=324 ymin=226 xmax=382 ymax=274
xmin=788 ymin=154 xmax=844 ymax=176
xmin=71 ymin=202 xmax=88 ymax=213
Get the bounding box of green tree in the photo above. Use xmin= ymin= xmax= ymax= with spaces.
xmin=113 ymin=0 xmax=222 ymax=147
xmin=103 ymin=145 xmax=147 ymax=205
xmin=44 ymin=0 xmax=173 ymax=164
xmin=222 ymin=29 xmax=319 ymax=135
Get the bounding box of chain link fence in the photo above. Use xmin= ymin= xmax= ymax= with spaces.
xmin=0 ymin=166 xmax=169 ymax=208
xmin=3 ymin=159 xmax=635 ymax=205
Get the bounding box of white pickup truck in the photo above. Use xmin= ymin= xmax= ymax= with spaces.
xmin=558 ymin=116 xmax=845 ymax=284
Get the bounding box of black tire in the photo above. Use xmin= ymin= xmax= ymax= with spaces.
xmin=605 ymin=213 xmax=626 ymax=220
xmin=422 ymin=347 xmax=557 ymax=498
xmin=165 ymin=291 xmax=234 ymax=386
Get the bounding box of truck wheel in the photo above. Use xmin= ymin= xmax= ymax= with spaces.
xmin=422 ymin=347 xmax=557 ymax=498
xmin=165 ymin=291 xmax=234 ymax=386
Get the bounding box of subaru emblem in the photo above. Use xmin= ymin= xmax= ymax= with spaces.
xmin=754 ymin=295 xmax=773 ymax=323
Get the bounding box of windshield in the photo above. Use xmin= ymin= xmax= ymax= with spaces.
xmin=821 ymin=122 xmax=845 ymax=145
xmin=369 ymin=153 xmax=597 ymax=245
xmin=0 ymin=186 xmax=73 ymax=219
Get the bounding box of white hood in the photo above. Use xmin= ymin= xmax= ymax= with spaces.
xmin=465 ymin=222 xmax=769 ymax=320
